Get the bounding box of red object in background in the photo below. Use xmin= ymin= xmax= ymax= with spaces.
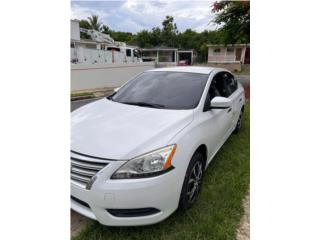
xmin=244 ymin=85 xmax=250 ymax=100
xmin=177 ymin=60 xmax=188 ymax=66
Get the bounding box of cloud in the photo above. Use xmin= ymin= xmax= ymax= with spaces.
xmin=71 ymin=3 xmax=109 ymax=21
xmin=71 ymin=0 xmax=216 ymax=33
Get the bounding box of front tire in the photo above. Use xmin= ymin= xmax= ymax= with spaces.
xmin=233 ymin=107 xmax=244 ymax=134
xmin=178 ymin=152 xmax=204 ymax=211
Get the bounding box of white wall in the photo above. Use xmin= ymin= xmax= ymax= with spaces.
xmin=70 ymin=20 xmax=80 ymax=41
xmin=71 ymin=62 xmax=155 ymax=92
xmin=70 ymin=47 xmax=142 ymax=64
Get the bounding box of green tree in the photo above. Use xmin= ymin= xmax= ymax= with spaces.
xmin=161 ymin=16 xmax=178 ymax=47
xmin=211 ymin=1 xmax=250 ymax=43
xmin=150 ymin=27 xmax=162 ymax=46
xmin=135 ymin=30 xmax=152 ymax=48
xmin=177 ymin=29 xmax=199 ymax=49
xmin=87 ymin=15 xmax=102 ymax=31
xmin=102 ymin=25 xmax=112 ymax=35
xmin=198 ymin=43 xmax=208 ymax=62
xmin=111 ymin=31 xmax=134 ymax=43
xmin=79 ymin=19 xmax=91 ymax=39
xmin=79 ymin=19 xmax=90 ymax=29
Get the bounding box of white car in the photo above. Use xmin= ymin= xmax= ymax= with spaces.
xmin=71 ymin=67 xmax=245 ymax=226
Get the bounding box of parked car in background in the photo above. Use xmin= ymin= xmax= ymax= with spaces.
xmin=71 ymin=67 xmax=245 ymax=226
xmin=177 ymin=60 xmax=188 ymax=66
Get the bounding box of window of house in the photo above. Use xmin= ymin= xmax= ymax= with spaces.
xmin=214 ymin=48 xmax=221 ymax=53
xmin=126 ymin=49 xmax=132 ymax=57
xmin=227 ymin=47 xmax=234 ymax=53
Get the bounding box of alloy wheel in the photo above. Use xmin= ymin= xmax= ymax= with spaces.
xmin=187 ymin=161 xmax=203 ymax=204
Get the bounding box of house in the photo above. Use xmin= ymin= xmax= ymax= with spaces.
xmin=71 ymin=19 xmax=80 ymax=42
xmin=207 ymin=44 xmax=250 ymax=64
xmin=142 ymin=46 xmax=193 ymax=66
xmin=70 ymin=19 xmax=142 ymax=64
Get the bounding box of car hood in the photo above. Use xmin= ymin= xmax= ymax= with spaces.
xmin=71 ymin=99 xmax=194 ymax=160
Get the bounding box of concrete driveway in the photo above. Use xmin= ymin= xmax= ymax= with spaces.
xmin=71 ymin=98 xmax=103 ymax=112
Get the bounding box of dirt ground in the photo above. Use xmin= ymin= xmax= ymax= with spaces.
xmin=237 ymin=191 xmax=250 ymax=240
xmin=71 ymin=210 xmax=93 ymax=238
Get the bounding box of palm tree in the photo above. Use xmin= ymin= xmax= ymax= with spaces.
xmin=88 ymin=15 xmax=102 ymax=31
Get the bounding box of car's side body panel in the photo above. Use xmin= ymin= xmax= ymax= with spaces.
xmin=168 ymin=70 xmax=245 ymax=169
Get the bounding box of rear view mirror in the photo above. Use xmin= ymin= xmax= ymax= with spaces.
xmin=210 ymin=97 xmax=232 ymax=109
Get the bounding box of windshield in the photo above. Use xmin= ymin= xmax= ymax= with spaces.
xmin=111 ymin=71 xmax=209 ymax=110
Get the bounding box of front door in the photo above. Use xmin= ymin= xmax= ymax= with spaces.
xmin=202 ymin=73 xmax=234 ymax=160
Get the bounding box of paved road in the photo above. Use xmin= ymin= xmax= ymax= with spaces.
xmin=71 ymin=97 xmax=102 ymax=112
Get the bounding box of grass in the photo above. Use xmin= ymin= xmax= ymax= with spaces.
xmin=73 ymin=105 xmax=250 ymax=240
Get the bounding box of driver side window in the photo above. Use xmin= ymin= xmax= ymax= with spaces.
xmin=211 ymin=72 xmax=229 ymax=98
xmin=203 ymin=72 xmax=237 ymax=112
xmin=225 ymin=73 xmax=238 ymax=95
xmin=215 ymin=72 xmax=237 ymax=98
xmin=203 ymin=74 xmax=224 ymax=112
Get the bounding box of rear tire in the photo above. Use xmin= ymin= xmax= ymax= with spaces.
xmin=178 ymin=152 xmax=204 ymax=211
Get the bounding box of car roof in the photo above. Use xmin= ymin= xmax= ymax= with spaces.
xmin=146 ymin=66 xmax=229 ymax=75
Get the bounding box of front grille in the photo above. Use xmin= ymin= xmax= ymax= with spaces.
xmin=70 ymin=152 xmax=109 ymax=189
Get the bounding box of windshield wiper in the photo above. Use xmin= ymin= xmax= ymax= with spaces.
xmin=121 ymin=101 xmax=166 ymax=109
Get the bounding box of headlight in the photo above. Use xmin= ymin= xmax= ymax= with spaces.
xmin=111 ymin=144 xmax=177 ymax=179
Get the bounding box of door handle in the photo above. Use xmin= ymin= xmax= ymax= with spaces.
xmin=227 ymin=108 xmax=232 ymax=113
xmin=239 ymin=98 xmax=242 ymax=102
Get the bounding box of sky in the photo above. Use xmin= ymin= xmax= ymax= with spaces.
xmin=71 ymin=0 xmax=218 ymax=33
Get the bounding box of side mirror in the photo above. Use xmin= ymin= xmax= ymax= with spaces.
xmin=210 ymin=97 xmax=232 ymax=109
xmin=114 ymin=87 xmax=120 ymax=92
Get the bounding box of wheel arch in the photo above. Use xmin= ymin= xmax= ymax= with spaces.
xmin=194 ymin=144 xmax=208 ymax=168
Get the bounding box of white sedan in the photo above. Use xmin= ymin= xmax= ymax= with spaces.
xmin=71 ymin=66 xmax=245 ymax=226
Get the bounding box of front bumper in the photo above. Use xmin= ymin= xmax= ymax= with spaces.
xmin=71 ymin=155 xmax=183 ymax=226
